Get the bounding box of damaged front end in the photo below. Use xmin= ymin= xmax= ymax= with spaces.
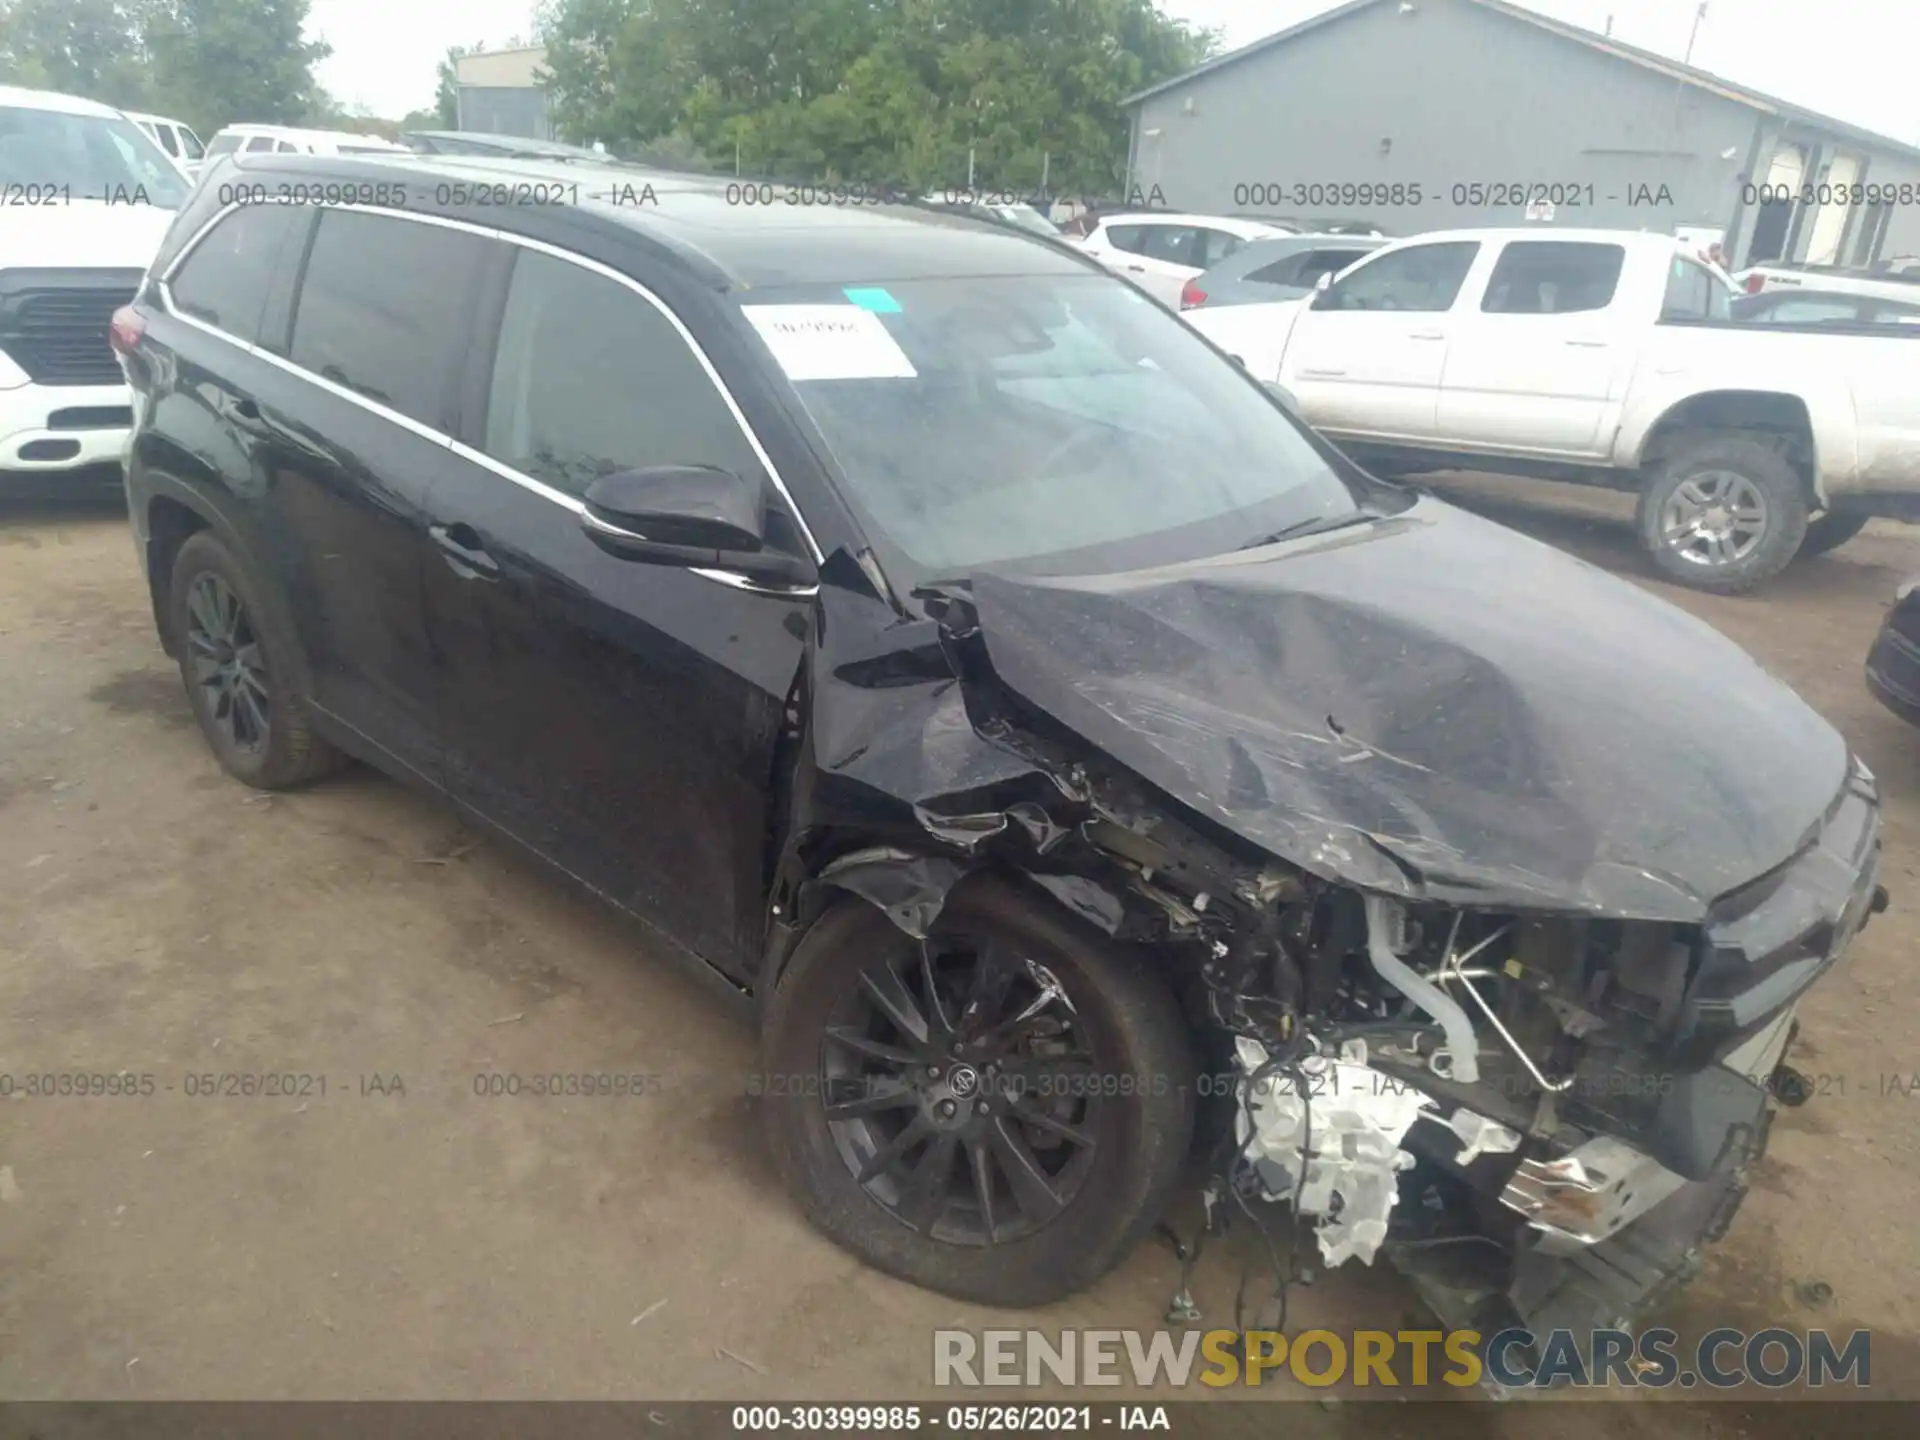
xmin=764 ymin=522 xmax=1886 ymax=1343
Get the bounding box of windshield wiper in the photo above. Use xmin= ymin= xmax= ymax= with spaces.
xmin=1234 ymin=511 xmax=1374 ymax=552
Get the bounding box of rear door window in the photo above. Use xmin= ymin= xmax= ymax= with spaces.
xmin=1196 ymin=229 xmax=1244 ymax=267
xmin=167 ymin=204 xmax=306 ymax=344
xmin=1481 ymin=241 xmax=1626 ymax=314
xmin=1294 ymin=247 xmax=1370 ymax=284
xmin=1139 ymin=226 xmax=1203 ymax=268
xmin=1245 ymin=253 xmax=1305 ymax=286
xmin=289 ymin=209 xmax=489 ymax=428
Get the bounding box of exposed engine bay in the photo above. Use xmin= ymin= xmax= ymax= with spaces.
xmin=762 ymin=517 xmax=1888 ymax=1348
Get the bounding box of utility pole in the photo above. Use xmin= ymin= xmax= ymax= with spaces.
xmin=1683 ymin=2 xmax=1707 ymax=65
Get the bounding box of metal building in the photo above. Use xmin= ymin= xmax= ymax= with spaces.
xmin=454 ymin=45 xmax=553 ymax=142
xmin=1123 ymin=0 xmax=1920 ymax=269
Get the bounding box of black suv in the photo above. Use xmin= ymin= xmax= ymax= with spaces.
xmin=116 ymin=150 xmax=1880 ymax=1329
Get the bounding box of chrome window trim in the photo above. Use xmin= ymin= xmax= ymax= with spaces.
xmin=151 ymin=198 xmax=825 ymax=567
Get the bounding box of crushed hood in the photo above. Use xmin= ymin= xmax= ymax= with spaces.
xmin=966 ymin=496 xmax=1847 ymax=921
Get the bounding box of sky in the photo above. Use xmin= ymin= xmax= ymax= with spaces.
xmin=310 ymin=0 xmax=1920 ymax=147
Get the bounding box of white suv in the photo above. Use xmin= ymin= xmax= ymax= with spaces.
xmin=202 ymin=124 xmax=408 ymax=162
xmin=1072 ymin=213 xmax=1293 ymax=307
xmin=0 ymin=86 xmax=188 ymax=486
xmin=126 ymin=111 xmax=206 ymax=176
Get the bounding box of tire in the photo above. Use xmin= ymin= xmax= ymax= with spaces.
xmin=167 ymin=530 xmax=343 ymax=790
xmin=1798 ymin=510 xmax=1870 ymax=559
xmin=1635 ymin=433 xmax=1809 ymax=594
xmin=760 ymin=876 xmax=1197 ymax=1307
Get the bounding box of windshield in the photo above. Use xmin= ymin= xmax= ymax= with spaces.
xmin=741 ymin=273 xmax=1373 ymax=579
xmin=0 ymin=106 xmax=190 ymax=207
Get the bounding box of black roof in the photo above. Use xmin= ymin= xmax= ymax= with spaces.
xmin=207 ymin=150 xmax=1096 ymax=290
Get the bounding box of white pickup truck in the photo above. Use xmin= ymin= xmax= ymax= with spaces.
xmin=1186 ymin=227 xmax=1920 ymax=591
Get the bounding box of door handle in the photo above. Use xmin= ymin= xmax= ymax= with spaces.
xmin=429 ymin=522 xmax=500 ymax=580
xmin=1298 ymin=367 xmax=1347 ymax=378
xmin=1126 ymin=264 xmax=1146 ymax=273
xmin=1408 ymin=329 xmax=1446 ymax=341
xmin=1564 ymin=338 xmax=1609 ymax=348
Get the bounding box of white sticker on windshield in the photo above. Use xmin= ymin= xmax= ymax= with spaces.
xmin=741 ymin=305 xmax=918 ymax=381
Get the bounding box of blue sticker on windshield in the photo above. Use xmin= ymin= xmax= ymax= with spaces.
xmin=843 ymin=287 xmax=902 ymax=313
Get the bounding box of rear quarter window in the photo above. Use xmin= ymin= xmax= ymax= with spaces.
xmin=288 ymin=209 xmax=489 ymax=428
xmin=166 ymin=205 xmax=307 ymax=345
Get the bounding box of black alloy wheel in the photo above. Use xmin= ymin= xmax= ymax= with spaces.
xmin=166 ymin=531 xmax=343 ymax=789
xmin=184 ymin=571 xmax=271 ymax=755
xmin=819 ymin=930 xmax=1102 ymax=1246
xmin=761 ymin=878 xmax=1196 ymax=1307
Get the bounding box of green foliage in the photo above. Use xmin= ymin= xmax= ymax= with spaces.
xmin=0 ymin=0 xmax=332 ymax=136
xmin=435 ymin=44 xmax=485 ymax=129
xmin=537 ymin=0 xmax=1214 ymax=194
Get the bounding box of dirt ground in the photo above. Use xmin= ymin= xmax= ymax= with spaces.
xmin=2 ymin=478 xmax=1917 ymax=1424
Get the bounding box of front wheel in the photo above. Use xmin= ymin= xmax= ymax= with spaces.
xmin=759 ymin=877 xmax=1196 ymax=1307
xmin=1636 ymin=433 xmax=1809 ymax=594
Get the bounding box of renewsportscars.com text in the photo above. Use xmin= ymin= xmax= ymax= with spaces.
xmin=933 ymin=1327 xmax=1872 ymax=1389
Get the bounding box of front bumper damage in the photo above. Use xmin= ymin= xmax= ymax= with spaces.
xmin=765 ymin=519 xmax=1886 ymax=1347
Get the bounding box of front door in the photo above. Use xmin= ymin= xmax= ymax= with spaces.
xmin=1278 ymin=240 xmax=1480 ymax=440
xmin=421 ymin=246 xmax=814 ymax=978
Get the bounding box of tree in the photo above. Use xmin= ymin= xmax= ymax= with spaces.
xmin=435 ymin=43 xmax=485 ymax=128
xmin=534 ymin=0 xmax=1213 ymax=192
xmin=145 ymin=0 xmax=333 ymax=134
xmin=0 ymin=0 xmax=156 ymax=108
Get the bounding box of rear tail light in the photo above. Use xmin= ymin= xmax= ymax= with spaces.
xmin=109 ymin=305 xmax=146 ymax=356
xmin=1180 ymin=280 xmax=1208 ymax=309
xmin=1744 ymin=273 xmax=1766 ymax=293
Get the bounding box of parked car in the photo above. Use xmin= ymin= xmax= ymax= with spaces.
xmin=1180 ymin=233 xmax=1386 ymax=311
xmin=126 ymin=110 xmax=206 ymax=176
xmin=1732 ymin=288 xmax=1920 ymax=327
xmin=202 ymin=124 xmax=407 ymax=162
xmin=1071 ymin=212 xmax=1293 ymax=307
xmin=0 ymin=85 xmax=188 ymax=488
xmin=1733 ymin=258 xmax=1920 ymax=307
xmin=115 ymin=152 xmax=1884 ymax=1336
xmin=1867 ymin=576 xmax=1920 ymax=726
xmin=1186 ymin=228 xmax=1920 ymax=591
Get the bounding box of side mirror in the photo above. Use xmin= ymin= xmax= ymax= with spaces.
xmin=1314 ymin=271 xmax=1334 ymax=292
xmin=1309 ymin=271 xmax=1337 ymax=310
xmin=580 ymin=465 xmax=812 ymax=587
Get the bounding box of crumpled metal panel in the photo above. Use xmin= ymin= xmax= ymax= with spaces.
xmin=1235 ymin=1038 xmax=1433 ymax=1267
xmin=965 ymin=498 xmax=1847 ymax=921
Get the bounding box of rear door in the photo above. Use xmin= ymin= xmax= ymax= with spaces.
xmin=249 ymin=206 xmax=490 ymax=780
xmin=1277 ymin=239 xmax=1480 ymax=439
xmin=1434 ymin=239 xmax=1633 ymax=456
xmin=420 ymin=243 xmax=816 ymax=978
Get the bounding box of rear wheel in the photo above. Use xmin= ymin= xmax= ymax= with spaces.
xmin=1636 ymin=433 xmax=1808 ymax=593
xmin=167 ymin=531 xmax=342 ymax=789
xmin=1798 ymin=510 xmax=1870 ymax=558
xmin=760 ymin=877 xmax=1196 ymax=1307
